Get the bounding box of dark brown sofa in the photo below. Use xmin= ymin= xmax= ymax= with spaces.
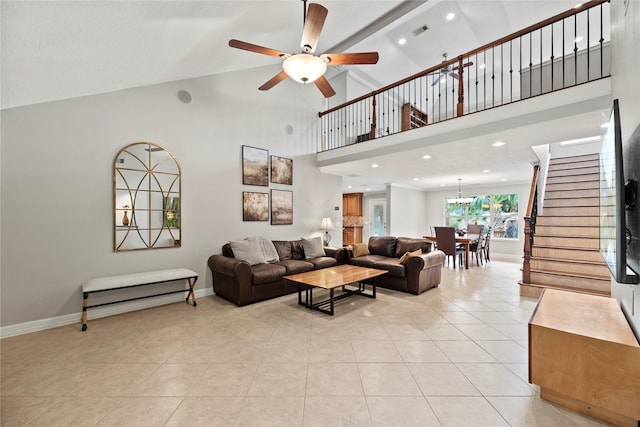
xmin=346 ymin=236 xmax=445 ymax=295
xmin=208 ymin=240 xmax=345 ymax=307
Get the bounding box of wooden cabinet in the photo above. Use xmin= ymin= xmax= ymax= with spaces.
xmin=343 ymin=193 xmax=363 ymax=216
xmin=343 ymin=227 xmax=363 ymax=246
xmin=529 ymin=289 xmax=640 ymax=426
xmin=401 ymin=103 xmax=428 ymax=131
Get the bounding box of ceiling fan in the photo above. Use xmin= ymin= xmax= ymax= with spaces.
xmin=431 ymin=53 xmax=473 ymax=87
xmin=228 ymin=0 xmax=379 ymax=98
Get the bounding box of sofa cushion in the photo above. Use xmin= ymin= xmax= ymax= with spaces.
xmin=368 ymin=236 xmax=397 ymax=257
xmin=373 ymin=258 xmax=406 ymax=278
xmin=394 ymin=237 xmax=431 ymax=258
xmin=399 ymin=249 xmax=422 ymax=264
xmin=252 ymin=263 xmax=287 ymax=285
xmin=291 ymin=240 xmax=305 ymax=260
xmin=249 ymin=236 xmax=280 ymax=263
xmin=222 ymin=243 xmax=234 ymax=258
xmin=347 ymin=254 xmax=389 ymax=268
xmin=302 ymin=236 xmax=325 ymax=258
xmin=306 ymin=256 xmax=338 ymax=269
xmin=278 ymin=259 xmax=315 ymax=275
xmin=352 ymin=243 xmax=370 ymax=257
xmin=229 ymin=239 xmax=266 ymax=265
xmin=272 ymin=240 xmax=292 ymax=260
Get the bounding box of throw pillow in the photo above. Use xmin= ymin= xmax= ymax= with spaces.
xmin=229 ymin=239 xmax=266 ymax=265
xmin=248 ymin=236 xmax=280 ymax=263
xmin=399 ymin=248 xmax=422 ymax=265
xmin=301 ymin=236 xmax=326 ymax=259
xmin=352 ymin=243 xmax=370 ymax=257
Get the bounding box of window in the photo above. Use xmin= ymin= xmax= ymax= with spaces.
xmin=445 ymin=193 xmax=519 ymax=239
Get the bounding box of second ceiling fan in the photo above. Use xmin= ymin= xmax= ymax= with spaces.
xmin=228 ymin=0 xmax=379 ymax=98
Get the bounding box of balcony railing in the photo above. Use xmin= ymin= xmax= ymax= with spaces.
xmin=318 ymin=0 xmax=610 ymax=152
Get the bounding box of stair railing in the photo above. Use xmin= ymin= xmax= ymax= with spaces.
xmin=523 ymin=165 xmax=541 ymax=284
xmin=318 ymin=0 xmax=610 ymax=152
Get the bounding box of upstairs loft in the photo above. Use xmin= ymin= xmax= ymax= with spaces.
xmin=315 ymin=0 xmax=612 ymax=177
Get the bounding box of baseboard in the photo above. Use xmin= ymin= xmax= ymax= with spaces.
xmin=0 ymin=287 xmax=214 ymax=339
xmin=490 ymin=253 xmax=523 ymax=262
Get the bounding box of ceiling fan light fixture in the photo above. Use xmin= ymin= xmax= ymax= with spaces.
xmin=282 ymin=54 xmax=327 ymax=84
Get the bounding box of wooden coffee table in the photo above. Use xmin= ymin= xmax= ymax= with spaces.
xmin=285 ymin=264 xmax=387 ymax=315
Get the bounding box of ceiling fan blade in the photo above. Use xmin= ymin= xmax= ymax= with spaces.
xmin=228 ymin=39 xmax=287 ymax=58
xmin=431 ymin=75 xmax=441 ymax=87
xmin=300 ymin=3 xmax=328 ymax=53
xmin=321 ymin=52 xmax=379 ymax=65
xmin=259 ymin=71 xmax=289 ymax=91
xmin=314 ymin=76 xmax=336 ymax=98
xmin=449 ymin=72 xmax=460 ymax=80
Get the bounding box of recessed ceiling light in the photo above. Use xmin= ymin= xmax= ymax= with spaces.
xmin=501 ymin=178 xmax=507 ymax=181
xmin=559 ymin=135 xmax=601 ymax=145
xmin=446 ymin=12 xmax=455 ymax=20
xmin=422 ymin=155 xmax=432 ymax=159
xmin=371 ymin=164 xmax=379 ymax=168
xmin=348 ymin=185 xmax=352 ymax=189
xmin=440 ymin=184 xmax=445 ymax=187
xmin=492 ymin=141 xmax=506 ymax=147
xmin=398 ymin=38 xmax=407 ymax=45
xmin=479 ymin=64 xmax=486 ymax=69
xmin=482 ymin=169 xmax=490 ymax=173
xmin=413 ymin=178 xmax=419 ymax=181
xmin=600 ymin=122 xmax=609 ymax=128
xmin=365 ymin=188 xmax=370 ymax=191
xmin=574 ymin=36 xmax=584 ymax=43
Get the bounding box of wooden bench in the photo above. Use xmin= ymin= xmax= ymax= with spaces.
xmin=529 ymin=288 xmax=640 ymax=426
xmin=82 ymin=268 xmax=198 ymax=331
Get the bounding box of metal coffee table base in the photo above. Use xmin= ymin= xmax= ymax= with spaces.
xmin=297 ymin=282 xmax=376 ymax=316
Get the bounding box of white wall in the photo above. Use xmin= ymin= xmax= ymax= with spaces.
xmin=0 ymin=65 xmax=342 ymax=328
xmin=388 ymin=184 xmax=429 ymax=238
xmin=610 ymin=0 xmax=640 ymax=337
xmin=424 ymin=181 xmax=531 ymax=259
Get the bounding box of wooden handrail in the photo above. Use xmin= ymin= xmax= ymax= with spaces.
xmin=523 ymin=164 xmax=541 ymax=286
xmin=319 ymin=0 xmax=607 ymax=118
xmin=525 ymin=165 xmax=541 ymax=217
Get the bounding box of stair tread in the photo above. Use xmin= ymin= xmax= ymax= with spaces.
xmin=519 ymin=281 xmax=610 ymax=297
xmin=534 ymin=236 xmax=599 ymax=240
xmin=530 ymin=268 xmax=610 ymax=281
xmin=531 ymin=256 xmax=607 ymax=265
xmin=534 ymin=245 xmax=600 ymax=251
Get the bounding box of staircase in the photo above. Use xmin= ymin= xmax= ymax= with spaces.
xmin=520 ymin=154 xmax=612 ymax=298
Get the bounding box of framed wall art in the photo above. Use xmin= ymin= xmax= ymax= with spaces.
xmin=270 ymin=155 xmax=293 ymax=185
xmin=242 ymin=145 xmax=268 ymax=186
xmin=243 ymin=192 xmax=269 ymax=221
xmin=271 ymin=189 xmax=293 ymax=225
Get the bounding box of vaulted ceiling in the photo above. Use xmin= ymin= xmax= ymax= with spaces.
xmin=1 ymin=0 xmax=610 ymax=192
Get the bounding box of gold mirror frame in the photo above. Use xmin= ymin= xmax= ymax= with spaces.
xmin=114 ymin=142 xmax=181 ymax=251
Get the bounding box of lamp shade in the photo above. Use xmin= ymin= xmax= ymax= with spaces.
xmin=320 ymin=217 xmax=335 ymax=231
xmin=283 ymin=54 xmax=327 ymax=83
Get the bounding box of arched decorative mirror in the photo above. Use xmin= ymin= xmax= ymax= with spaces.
xmin=114 ymin=142 xmax=181 ymax=251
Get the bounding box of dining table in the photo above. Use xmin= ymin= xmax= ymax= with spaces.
xmin=423 ymin=233 xmax=480 ymax=269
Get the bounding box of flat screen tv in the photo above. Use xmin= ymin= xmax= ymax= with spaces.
xmin=599 ymin=99 xmax=639 ymax=284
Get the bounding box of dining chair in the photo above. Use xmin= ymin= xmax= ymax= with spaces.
xmin=429 ymin=226 xmax=437 ymax=250
xmin=467 ymin=224 xmax=484 ymax=236
xmin=478 ymin=227 xmax=492 ymax=263
xmin=434 ymin=226 xmax=464 ymax=268
xmin=482 ymin=233 xmax=491 ymax=262
xmin=467 ymin=224 xmax=484 ymax=266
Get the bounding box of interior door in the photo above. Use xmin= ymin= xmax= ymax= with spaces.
xmin=366 ymin=197 xmax=387 ymax=240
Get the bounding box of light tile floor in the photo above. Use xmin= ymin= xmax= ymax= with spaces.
xmin=1 ymin=259 xmax=612 ymax=426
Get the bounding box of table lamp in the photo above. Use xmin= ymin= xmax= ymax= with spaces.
xmin=320 ymin=217 xmax=335 ymax=246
